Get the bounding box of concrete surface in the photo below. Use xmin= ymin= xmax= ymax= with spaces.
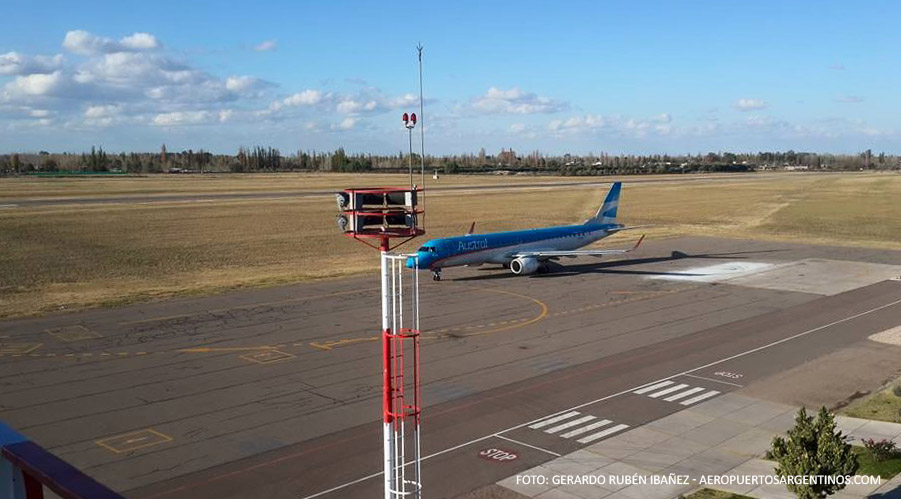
xmin=0 ymin=236 xmax=900 ymax=498
xmin=498 ymin=394 xmax=901 ymax=499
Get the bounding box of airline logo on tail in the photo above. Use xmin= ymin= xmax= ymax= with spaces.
xmin=590 ymin=181 xmax=621 ymax=225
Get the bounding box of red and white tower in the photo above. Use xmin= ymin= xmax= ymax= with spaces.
xmin=336 ymin=185 xmax=424 ymax=499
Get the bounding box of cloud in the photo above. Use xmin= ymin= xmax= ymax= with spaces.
xmin=63 ymin=30 xmax=160 ymax=55
xmin=469 ymin=87 xmax=568 ymax=114
xmin=829 ymin=63 xmax=845 ymax=71
xmin=549 ymin=114 xmax=607 ymax=132
xmin=264 ymin=88 xmax=423 ymax=121
xmin=547 ymin=113 xmax=676 ymax=138
xmin=0 ymin=52 xmax=64 ymax=75
xmin=834 ymin=95 xmax=864 ymax=103
xmin=254 ymin=40 xmax=277 ymax=52
xmin=336 ymin=117 xmax=357 ymax=130
xmin=734 ymin=98 xmax=767 ymax=111
xmin=83 ymin=104 xmax=122 ymax=126
xmin=84 ymin=104 xmax=120 ymax=118
xmin=6 ymin=71 xmax=67 ymax=96
xmin=510 ymin=123 xmax=525 ymax=133
xmin=120 ymin=33 xmax=161 ymax=50
xmin=152 ymin=110 xmax=211 ymax=126
xmin=280 ymin=89 xmax=324 ymax=107
xmin=0 ymin=29 xmax=282 ymax=132
xmin=224 ymin=75 xmax=273 ymax=97
xmin=336 ymin=99 xmax=378 ymax=114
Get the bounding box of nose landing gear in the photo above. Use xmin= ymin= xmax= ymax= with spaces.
xmin=432 ymin=269 xmax=442 ymax=281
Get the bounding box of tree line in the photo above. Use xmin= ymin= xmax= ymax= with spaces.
xmin=1 ymin=146 xmax=899 ymax=175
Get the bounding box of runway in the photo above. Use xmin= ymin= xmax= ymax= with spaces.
xmin=0 ymin=236 xmax=899 ymax=498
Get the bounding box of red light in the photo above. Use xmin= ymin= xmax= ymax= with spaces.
xmin=402 ymin=113 xmax=409 ymax=123
xmin=410 ymin=113 xmax=417 ymax=124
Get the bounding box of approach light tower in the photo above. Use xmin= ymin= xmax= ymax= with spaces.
xmin=336 ymin=44 xmax=427 ymax=499
xmin=335 ymin=119 xmax=425 ymax=499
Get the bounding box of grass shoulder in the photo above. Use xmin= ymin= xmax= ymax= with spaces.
xmin=840 ymin=383 xmax=901 ymax=424
xmin=853 ymin=446 xmax=901 ymax=480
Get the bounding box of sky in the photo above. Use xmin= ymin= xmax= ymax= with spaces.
xmin=1 ymin=0 xmax=899 ymax=155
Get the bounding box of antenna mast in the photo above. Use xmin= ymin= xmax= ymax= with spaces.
xmin=417 ymin=43 xmax=426 ymax=227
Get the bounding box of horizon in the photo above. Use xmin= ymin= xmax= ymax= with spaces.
xmin=2 ymin=1 xmax=900 ymax=155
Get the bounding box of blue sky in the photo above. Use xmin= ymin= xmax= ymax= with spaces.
xmin=1 ymin=0 xmax=898 ymax=155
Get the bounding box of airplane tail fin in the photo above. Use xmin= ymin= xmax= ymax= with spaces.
xmin=587 ymin=182 xmax=621 ymax=225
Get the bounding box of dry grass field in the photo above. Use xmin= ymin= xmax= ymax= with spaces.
xmin=0 ymin=172 xmax=618 ymax=200
xmin=0 ymin=172 xmax=898 ymax=318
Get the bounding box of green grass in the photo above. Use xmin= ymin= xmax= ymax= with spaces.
xmin=841 ymin=385 xmax=901 ymax=423
xmin=854 ymin=446 xmax=901 ymax=479
xmin=681 ymin=489 xmax=753 ymax=499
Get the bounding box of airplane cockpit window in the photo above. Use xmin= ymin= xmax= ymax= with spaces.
xmin=417 ymin=246 xmax=436 ymax=253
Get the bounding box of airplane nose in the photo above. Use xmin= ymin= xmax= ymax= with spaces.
xmin=407 ymin=252 xmax=429 ymax=269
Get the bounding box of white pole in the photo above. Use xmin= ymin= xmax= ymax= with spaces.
xmin=381 ymin=250 xmax=394 ymax=499
xmin=417 ymin=44 xmax=426 ymax=229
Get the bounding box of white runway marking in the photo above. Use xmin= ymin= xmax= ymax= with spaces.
xmin=684 ymin=373 xmax=744 ymax=387
xmin=662 ymin=387 xmax=706 ymax=402
xmin=647 ymin=383 xmax=690 ymax=398
xmin=495 ymin=434 xmax=561 ymax=457
xmin=576 ymin=424 xmax=629 ymax=444
xmin=559 ymin=420 xmax=612 ymax=439
xmin=545 ymin=415 xmax=596 ymax=434
xmin=632 ymin=380 xmax=674 ymax=394
xmin=0 ymin=204 xmax=18 ymax=209
xmin=633 ymin=379 xmax=722 ymax=405
xmin=300 ymin=296 xmax=901 ymax=499
xmin=528 ymin=411 xmax=580 ymax=429
xmin=680 ymin=390 xmax=721 ymax=405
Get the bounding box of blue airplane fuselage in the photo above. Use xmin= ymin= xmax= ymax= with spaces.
xmin=406 ymin=222 xmax=619 ymax=270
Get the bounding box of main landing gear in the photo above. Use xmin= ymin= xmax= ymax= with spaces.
xmin=432 ymin=269 xmax=442 ymax=281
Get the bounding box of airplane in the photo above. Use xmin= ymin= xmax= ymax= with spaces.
xmin=406 ymin=181 xmax=645 ymax=280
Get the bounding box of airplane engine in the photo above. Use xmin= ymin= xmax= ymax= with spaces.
xmin=510 ymin=257 xmax=540 ymax=275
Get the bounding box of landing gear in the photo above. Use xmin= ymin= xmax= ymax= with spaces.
xmin=432 ymin=269 xmax=442 ymax=281
xmin=538 ymin=263 xmax=551 ymax=274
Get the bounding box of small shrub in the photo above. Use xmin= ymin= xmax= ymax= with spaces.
xmin=771 ymin=407 xmax=859 ymax=499
xmin=863 ymin=438 xmax=898 ymax=462
xmin=893 ymin=384 xmax=901 ymax=397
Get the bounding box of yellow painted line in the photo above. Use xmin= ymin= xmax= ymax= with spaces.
xmin=96 ymin=428 xmax=173 ymax=454
xmin=453 ymin=287 xmax=549 ymax=338
xmin=310 ymin=337 xmax=379 ymax=350
xmin=0 ymin=342 xmax=43 ymax=355
xmin=177 ymin=346 xmax=278 ymax=353
xmin=240 ymin=349 xmax=296 ymax=365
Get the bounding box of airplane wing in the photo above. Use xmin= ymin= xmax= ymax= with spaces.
xmin=512 ymin=235 xmax=645 ymax=259
xmin=605 ymin=225 xmax=652 ymax=234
